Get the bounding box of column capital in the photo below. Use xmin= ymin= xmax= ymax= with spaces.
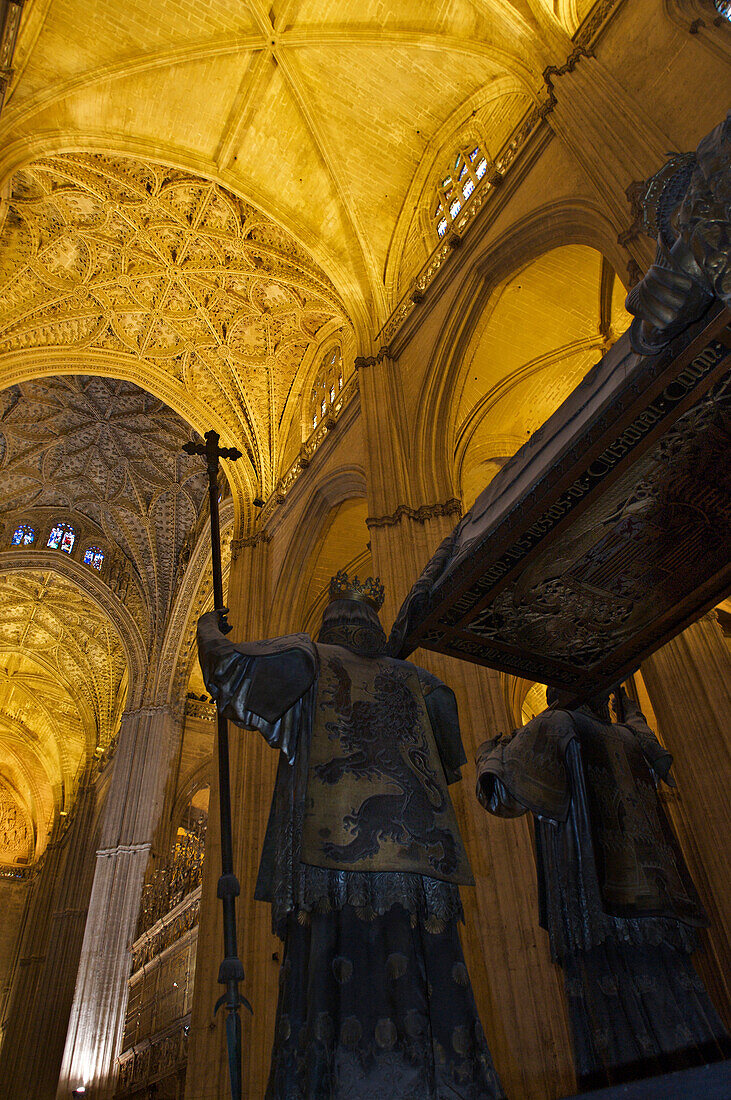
xmin=120 ymin=703 xmax=174 ymax=724
xmin=230 ymin=529 xmax=272 ymax=560
xmin=354 ymin=346 xmax=393 ymax=370
xmin=366 ymin=497 xmax=462 ymax=529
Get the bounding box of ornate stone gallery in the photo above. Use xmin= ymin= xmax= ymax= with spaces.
xmin=0 ymin=155 xmax=351 ymax=513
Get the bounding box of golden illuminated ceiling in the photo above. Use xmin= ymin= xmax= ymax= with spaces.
xmin=0 ymin=375 xmax=212 ymax=645
xmin=0 ymin=156 xmax=348 ymax=506
xmin=0 ymin=0 xmax=585 ymax=330
xmin=0 ymin=568 xmax=127 ymax=863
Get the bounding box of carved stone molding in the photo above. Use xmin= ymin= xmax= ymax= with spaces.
xmin=230 ymin=530 xmax=272 ymax=560
xmin=366 ymin=498 xmax=462 ymax=529
xmin=354 ymin=347 xmax=392 ymax=370
xmin=541 ymin=46 xmax=594 ymax=109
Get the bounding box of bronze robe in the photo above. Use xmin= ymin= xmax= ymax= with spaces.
xmin=476 ymin=697 xmax=727 ymax=1087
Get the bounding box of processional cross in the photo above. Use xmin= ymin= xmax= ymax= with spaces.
xmin=182 ymin=430 xmax=249 ymax=1100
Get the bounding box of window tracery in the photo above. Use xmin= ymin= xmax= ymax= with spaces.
xmin=310 ymin=346 xmax=344 ymax=431
xmin=434 ymin=146 xmax=491 ymax=238
xmin=47 ymin=522 xmax=76 ymax=554
xmin=84 ymin=546 xmax=105 ymax=570
xmin=11 ymin=524 xmax=35 ymax=546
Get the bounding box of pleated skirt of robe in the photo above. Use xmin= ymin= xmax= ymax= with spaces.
xmin=266 ymin=904 xmax=505 ymax=1100
xmin=563 ymin=941 xmax=730 ymax=1091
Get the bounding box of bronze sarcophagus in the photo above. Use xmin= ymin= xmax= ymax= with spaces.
xmin=397 ymin=304 xmax=730 ymax=697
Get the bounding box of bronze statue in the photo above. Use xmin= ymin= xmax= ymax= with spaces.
xmin=475 ymin=686 xmax=728 ymax=1090
xmin=198 ymin=572 xmax=505 ymax=1100
xmin=626 ymin=111 xmax=730 ymax=354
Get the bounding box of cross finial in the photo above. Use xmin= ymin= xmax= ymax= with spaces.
xmin=183 ymin=429 xmax=242 ymax=473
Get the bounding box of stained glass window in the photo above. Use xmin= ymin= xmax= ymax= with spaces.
xmin=434 ymin=145 xmax=492 ymax=238
xmin=11 ymin=525 xmax=35 ymax=546
xmin=83 ymin=546 xmax=105 ymax=570
xmin=714 ymin=0 xmax=730 ymax=19
xmin=47 ymin=522 xmax=75 ymax=553
xmin=309 ymin=345 xmax=344 ymax=434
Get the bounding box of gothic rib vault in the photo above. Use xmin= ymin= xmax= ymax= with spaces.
xmin=0 ymin=0 xmax=599 ymax=332
xmin=0 ymin=155 xmax=351 ymax=520
xmin=0 ymin=374 xmax=225 ymax=867
xmin=0 ymin=568 xmax=127 ymax=864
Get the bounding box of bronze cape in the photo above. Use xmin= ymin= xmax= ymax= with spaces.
xmin=476 ymin=696 xmax=728 ymax=1089
xmin=198 ymin=611 xmax=504 ymax=1100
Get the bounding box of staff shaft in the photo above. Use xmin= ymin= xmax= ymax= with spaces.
xmin=183 ymin=430 xmax=246 ymax=1100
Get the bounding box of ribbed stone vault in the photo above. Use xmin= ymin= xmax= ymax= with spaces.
xmin=0 ymin=154 xmax=351 ymax=510
xmin=0 ymin=568 xmax=127 ymax=864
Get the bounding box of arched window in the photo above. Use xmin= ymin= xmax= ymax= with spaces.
xmin=11 ymin=524 xmax=35 ymax=546
xmin=83 ymin=546 xmax=105 ymax=570
xmin=714 ymin=0 xmax=731 ymax=20
xmin=434 ymin=146 xmax=490 ymax=238
xmin=47 ymin=522 xmax=76 ymax=554
xmin=310 ymin=346 xmax=344 ymax=431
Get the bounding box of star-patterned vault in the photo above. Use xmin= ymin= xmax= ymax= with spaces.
xmin=0 ymin=154 xmax=351 ymax=513
xmin=0 ymin=375 xmax=213 ymax=647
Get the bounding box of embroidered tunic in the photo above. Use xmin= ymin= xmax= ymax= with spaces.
xmin=198 ymin=611 xmax=505 ymax=1100
xmin=197 ymin=616 xmax=471 ymax=933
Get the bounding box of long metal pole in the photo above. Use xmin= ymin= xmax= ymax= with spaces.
xmin=183 ymin=430 xmax=249 ymax=1100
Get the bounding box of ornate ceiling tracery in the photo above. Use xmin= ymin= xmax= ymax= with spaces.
xmin=0 ymin=374 xmax=217 ymax=645
xmin=0 ymin=154 xmax=350 ymax=506
xmin=0 ymin=568 xmax=127 ymax=863
xmin=0 ymin=0 xmax=580 ymax=326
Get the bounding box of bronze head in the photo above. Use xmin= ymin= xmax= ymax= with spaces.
xmin=317 ymin=571 xmax=387 ymax=657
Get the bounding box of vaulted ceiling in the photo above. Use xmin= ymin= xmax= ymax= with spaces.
xmin=0 ymin=0 xmax=588 ymax=331
xmin=0 ymin=375 xmax=211 ymax=646
xmin=0 ymin=568 xmax=127 ymax=863
xmin=0 ymin=0 xmax=601 ymax=862
xmin=0 ymin=155 xmax=349 ymax=506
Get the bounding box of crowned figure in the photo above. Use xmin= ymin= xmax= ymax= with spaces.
xmin=197 ymin=572 xmax=504 ymax=1099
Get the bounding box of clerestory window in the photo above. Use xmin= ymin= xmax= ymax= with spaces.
xmin=434 ymin=146 xmax=491 ymax=238
xmin=83 ymin=546 xmax=105 ymax=570
xmin=47 ymin=522 xmax=76 ymax=554
xmin=310 ymin=346 xmax=344 ymax=431
xmin=11 ymin=524 xmax=35 ymax=546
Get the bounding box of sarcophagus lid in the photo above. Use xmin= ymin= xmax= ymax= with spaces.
xmin=398 ymin=304 xmax=730 ymax=697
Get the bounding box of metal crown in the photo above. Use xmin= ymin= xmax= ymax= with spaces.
xmin=328 ymin=570 xmax=385 ymax=611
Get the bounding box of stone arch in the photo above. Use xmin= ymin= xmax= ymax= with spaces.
xmin=0 ymin=550 xmax=146 ymax=707
xmin=157 ymin=499 xmax=235 ymax=712
xmin=170 ymin=761 xmax=212 ymax=838
xmin=411 ymin=199 xmax=630 ymax=503
xmin=0 ymin=349 xmax=256 ymax=534
xmin=270 ymin=465 xmax=369 ymax=634
xmin=384 ymin=73 xmax=532 ymax=303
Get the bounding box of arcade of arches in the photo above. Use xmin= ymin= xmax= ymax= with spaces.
xmin=0 ymin=1 xmax=728 ymax=1098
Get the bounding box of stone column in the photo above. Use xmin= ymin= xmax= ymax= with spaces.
xmin=0 ymin=780 xmax=99 ymax=1099
xmin=356 ymin=352 xmax=574 ymax=1098
xmin=57 ymin=704 xmax=176 ymax=1100
xmin=185 ymin=536 xmax=281 ymax=1100
xmin=545 ymin=53 xmax=672 ymax=273
xmin=367 ymin=508 xmax=575 ymax=1100
xmin=641 ymin=612 xmax=731 ymax=1023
